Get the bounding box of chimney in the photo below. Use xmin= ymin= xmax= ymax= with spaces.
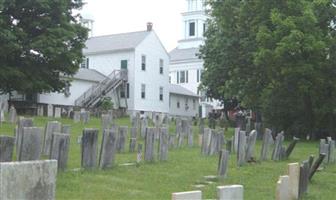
xmin=147 ymin=22 xmax=153 ymax=31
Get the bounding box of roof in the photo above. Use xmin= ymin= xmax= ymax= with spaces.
xmin=83 ymin=31 xmax=151 ymax=54
xmin=169 ymin=84 xmax=199 ymax=98
xmin=169 ymin=47 xmax=200 ymax=62
xmin=73 ymin=68 xmax=106 ymax=82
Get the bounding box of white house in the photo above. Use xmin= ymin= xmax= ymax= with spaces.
xmin=169 ymin=0 xmax=222 ymax=118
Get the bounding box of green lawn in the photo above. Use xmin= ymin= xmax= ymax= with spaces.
xmin=0 ymin=116 xmax=335 ymax=199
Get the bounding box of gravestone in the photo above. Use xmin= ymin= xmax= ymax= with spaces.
xmin=245 ymin=130 xmax=257 ymax=161
xmin=73 ymin=111 xmax=81 ymax=123
xmin=209 ymin=131 xmax=219 ymax=155
xmin=50 ymin=133 xmax=70 ymax=170
xmin=328 ymin=140 xmax=335 ymax=164
xmin=172 ymin=190 xmax=202 ymax=200
xmin=81 ymin=128 xmax=98 ymax=169
xmin=285 ymin=137 xmax=300 ymax=158
xmin=37 ymin=105 xmax=44 ymax=116
xmin=299 ymin=160 xmax=309 ymax=198
xmin=237 ymin=131 xmax=247 ymax=166
xmin=308 ymin=155 xmax=314 ymax=168
xmin=260 ymin=128 xmax=273 ymax=160
xmin=181 ymin=119 xmax=189 ymax=135
xmin=217 ymin=130 xmax=225 ymax=153
xmin=217 ymin=185 xmax=243 ymax=200
xmin=319 ymin=139 xmax=329 ymax=164
xmin=129 ymin=127 xmax=137 ymax=153
xmin=276 ymin=175 xmax=290 ymax=200
xmin=158 ymin=127 xmax=169 ymax=161
xmin=62 ymin=125 xmax=71 ymax=135
xmin=309 ymin=153 xmax=326 ymax=181
xmin=137 ymin=144 xmax=143 ymax=164
xmin=272 ymin=132 xmax=284 ymax=161
xmin=81 ymin=111 xmax=90 ymax=124
xmin=0 ymin=136 xmax=15 ymax=162
xmin=201 ymin=128 xmax=212 ymax=155
xmin=199 ymin=118 xmax=205 ymax=135
xmin=0 ymin=109 xmax=4 ymax=123
xmin=168 ymin=134 xmax=175 ymax=149
xmin=187 ymin=126 xmax=193 ymax=147
xmin=18 ymin=127 xmax=42 ymax=161
xmin=117 ymin=126 xmax=127 ymax=153
xmin=140 ymin=117 xmax=148 ymax=138
xmin=102 ymin=114 xmax=111 ymax=131
xmin=226 ymin=139 xmax=233 ymax=154
xmin=144 ymin=127 xmax=155 ymax=162
xmin=233 ymin=128 xmax=240 ymax=153
xmin=0 ymin=160 xmax=57 ymax=200
xmin=54 ymin=107 xmax=61 ymax=118
xmin=8 ymin=106 xmax=16 ymax=124
xmin=43 ymin=121 xmax=62 ymax=155
xmin=288 ymin=163 xmax=299 ymax=200
xmin=218 ymin=150 xmax=229 ymax=177
xmin=99 ymin=128 xmax=117 ymax=169
xmin=47 ymin=104 xmax=53 ymax=117
xmin=16 ymin=118 xmax=34 ymax=157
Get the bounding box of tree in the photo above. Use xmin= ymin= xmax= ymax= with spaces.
xmin=0 ymin=0 xmax=88 ymax=95
xmin=200 ymin=0 xmax=336 ymax=138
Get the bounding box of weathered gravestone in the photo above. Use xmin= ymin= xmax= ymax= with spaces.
xmin=218 ymin=150 xmax=229 ymax=177
xmin=61 ymin=124 xmax=71 ymax=135
xmin=144 ymin=127 xmax=155 ymax=162
xmin=158 ymin=127 xmax=169 ymax=161
xmin=102 ymin=114 xmax=111 ymax=131
xmin=260 ymin=128 xmax=274 ymax=160
xmin=8 ymin=106 xmax=17 ymax=124
xmin=319 ymin=139 xmax=329 ymax=164
xmin=43 ymin=121 xmax=62 ymax=155
xmin=129 ymin=127 xmax=137 ymax=153
xmin=245 ymin=130 xmax=257 ymax=161
xmin=168 ymin=134 xmax=176 ymax=149
xmin=309 ymin=153 xmax=326 ymax=181
xmin=226 ymin=138 xmax=233 ymax=154
xmin=237 ymin=131 xmax=247 ymax=166
xmin=201 ymin=128 xmax=212 ymax=155
xmin=140 ymin=117 xmax=148 ymax=138
xmin=209 ymin=130 xmax=219 ymax=156
xmin=328 ymin=140 xmax=335 ymax=164
xmin=199 ymin=118 xmax=205 ymax=135
xmin=99 ymin=128 xmax=117 ymax=169
xmin=0 ymin=136 xmax=15 ymax=162
xmin=299 ymin=160 xmax=309 ymax=198
xmin=81 ymin=111 xmax=90 ymax=124
xmin=276 ymin=175 xmax=290 ymax=200
xmin=172 ymin=190 xmax=202 ymax=200
xmin=81 ymin=129 xmax=98 ymax=169
xmin=47 ymin=104 xmax=53 ymax=117
xmin=50 ymin=133 xmax=70 ymax=170
xmin=0 ymin=160 xmax=57 ymax=200
xmin=217 ymin=185 xmax=244 ymax=200
xmin=187 ymin=125 xmax=193 ymax=147
xmin=272 ymin=132 xmax=285 ymax=161
xmin=285 ymin=137 xmax=300 ymax=159
xmin=0 ymin=109 xmax=4 ymax=123
xmin=18 ymin=127 xmax=42 ymax=161
xmin=16 ymin=117 xmax=34 ymax=158
xmin=117 ymin=126 xmax=127 ymax=153
xmin=73 ymin=111 xmax=81 ymax=123
xmin=54 ymin=107 xmax=61 ymax=118
xmin=233 ymin=128 xmax=240 ymax=153
xmin=288 ymin=163 xmax=300 ymax=200
xmin=217 ymin=129 xmax=225 ymax=153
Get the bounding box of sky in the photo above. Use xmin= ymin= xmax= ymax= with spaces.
xmin=81 ymin=0 xmax=186 ymax=51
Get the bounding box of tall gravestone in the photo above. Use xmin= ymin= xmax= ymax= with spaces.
xmin=276 ymin=175 xmax=290 ymax=200
xmin=159 ymin=127 xmax=169 ymax=161
xmin=99 ymin=128 xmax=117 ymax=169
xmin=129 ymin=127 xmax=137 ymax=153
xmin=272 ymin=132 xmax=284 ymax=161
xmin=288 ymin=163 xmax=300 ymax=200
xmin=218 ymin=150 xmax=229 ymax=177
xmin=54 ymin=107 xmax=61 ymax=118
xmin=0 ymin=136 xmax=15 ymax=162
xmin=201 ymin=128 xmax=212 ymax=155
xmin=187 ymin=125 xmax=193 ymax=147
xmin=18 ymin=127 xmax=42 ymax=161
xmin=144 ymin=127 xmax=155 ymax=162
xmin=237 ymin=131 xmax=247 ymax=166
xmin=50 ymin=133 xmax=70 ymax=170
xmin=233 ymin=128 xmax=240 ymax=153
xmin=260 ymin=128 xmax=273 ymax=160
xmin=117 ymin=126 xmax=127 ymax=153
xmin=16 ymin=118 xmax=33 ymax=158
xmin=140 ymin=117 xmax=148 ymax=138
xmin=0 ymin=160 xmax=57 ymax=200
xmin=102 ymin=114 xmax=111 ymax=131
xmin=81 ymin=111 xmax=90 ymax=124
xmin=8 ymin=106 xmax=17 ymax=124
xmin=43 ymin=121 xmax=62 ymax=155
xmin=47 ymin=104 xmax=53 ymax=117
xmin=245 ymin=130 xmax=257 ymax=161
xmin=299 ymin=160 xmax=309 ymax=198
xmin=81 ymin=129 xmax=98 ymax=169
xmin=73 ymin=111 xmax=81 ymax=123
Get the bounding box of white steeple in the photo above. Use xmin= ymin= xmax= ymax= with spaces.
xmin=178 ymin=0 xmax=208 ymax=49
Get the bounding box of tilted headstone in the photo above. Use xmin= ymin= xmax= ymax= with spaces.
xmin=217 ymin=185 xmax=243 ymax=200
xmin=81 ymin=128 xmax=98 ymax=169
xmin=272 ymin=132 xmax=284 ymax=161
xmin=260 ymin=128 xmax=274 ymax=161
xmin=237 ymin=131 xmax=247 ymax=166
xmin=233 ymin=128 xmax=240 ymax=153
xmin=158 ymin=127 xmax=169 ymax=161
xmin=117 ymin=126 xmax=127 ymax=153
xmin=144 ymin=127 xmax=155 ymax=162
xmin=129 ymin=127 xmax=137 ymax=153
xmin=285 ymin=137 xmax=299 ymax=158
xmin=245 ymin=130 xmax=257 ymax=161
xmin=308 ymin=155 xmax=314 ymax=168
xmin=0 ymin=160 xmax=57 ymax=200
xmin=16 ymin=118 xmax=33 ymax=158
xmin=18 ymin=127 xmax=42 ymax=161
xmin=276 ymin=175 xmax=290 ymax=200
xmin=62 ymin=124 xmax=71 ymax=135
xmin=43 ymin=121 xmax=62 ymax=155
xmin=8 ymin=106 xmax=16 ymax=124
xmin=309 ymin=153 xmax=326 ymax=181
xmin=299 ymin=160 xmax=309 ymax=198
xmin=218 ymin=150 xmax=229 ymax=177
xmin=99 ymin=128 xmax=117 ymax=169
xmin=73 ymin=111 xmax=81 ymax=123
xmin=172 ymin=190 xmax=202 ymax=200
xmin=288 ymin=163 xmax=300 ymax=200
xmin=0 ymin=136 xmax=15 ymax=162
xmin=50 ymin=133 xmax=70 ymax=170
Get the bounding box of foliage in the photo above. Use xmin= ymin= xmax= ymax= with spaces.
xmin=200 ymin=0 xmax=336 ymax=138
xmin=0 ymin=0 xmax=88 ymax=94
xmin=100 ymin=97 xmax=114 ymax=111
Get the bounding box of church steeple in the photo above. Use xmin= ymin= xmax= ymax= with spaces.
xmin=178 ymin=0 xmax=208 ymax=49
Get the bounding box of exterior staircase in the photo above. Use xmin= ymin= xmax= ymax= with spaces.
xmin=75 ymin=69 xmax=127 ymax=108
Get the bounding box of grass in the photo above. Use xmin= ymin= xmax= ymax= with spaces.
xmin=0 ymin=115 xmax=335 ymax=199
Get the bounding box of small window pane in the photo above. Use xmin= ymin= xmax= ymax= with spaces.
xmin=141 ymin=84 xmax=146 ymax=99
xmin=189 ymin=22 xmax=195 ymax=36
xmin=141 ymin=55 xmax=146 ymax=71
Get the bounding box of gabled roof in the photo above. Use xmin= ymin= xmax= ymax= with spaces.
xmin=169 ymin=47 xmax=201 ymax=62
xmin=169 ymin=84 xmax=199 ymax=98
xmin=73 ymin=68 xmax=106 ymax=82
xmin=83 ymin=31 xmax=151 ymax=55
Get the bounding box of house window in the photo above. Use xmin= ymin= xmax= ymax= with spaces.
xmin=203 ymin=23 xmax=206 ymax=35
xmin=126 ymin=83 xmax=129 ymax=98
xmin=177 ymin=71 xmax=180 ymax=84
xmin=189 ymin=22 xmax=195 ymax=36
xmin=193 ymin=99 xmax=196 ymax=110
xmin=186 ymin=70 xmax=189 ymax=83
xmin=121 ymin=60 xmax=128 ymax=69
xmin=81 ymin=58 xmax=89 ymax=69
xmin=177 ymin=101 xmax=180 ymax=108
xmin=141 ymin=84 xmax=146 ymax=99
xmin=141 ymin=55 xmax=146 ymax=71
xmin=159 ymin=87 xmax=163 ymax=101
xmin=185 ymin=98 xmax=189 ymax=110
xmin=159 ymin=59 xmax=164 ymax=74
xmin=179 ymin=70 xmax=189 ymax=83
xmin=169 ymin=76 xmax=171 ymax=83
xmin=197 ymin=69 xmax=202 ymax=82
xmin=120 ymin=83 xmax=129 ymax=98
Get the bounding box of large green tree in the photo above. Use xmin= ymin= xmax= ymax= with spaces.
xmin=200 ymin=0 xmax=336 ymax=138
xmin=0 ymin=0 xmax=88 ymax=95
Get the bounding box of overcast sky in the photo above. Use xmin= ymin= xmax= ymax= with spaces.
xmin=81 ymin=0 xmax=186 ymax=51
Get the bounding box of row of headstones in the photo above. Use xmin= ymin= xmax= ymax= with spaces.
xmin=319 ymin=137 xmax=335 ymax=164
xmin=0 ymin=105 xmax=17 ymax=124
xmin=276 ymin=154 xmax=326 ymax=200
xmin=73 ymin=110 xmax=91 ymax=124
xmin=201 ymin=128 xmax=225 ymax=156
xmin=172 ymin=185 xmax=243 ymax=200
